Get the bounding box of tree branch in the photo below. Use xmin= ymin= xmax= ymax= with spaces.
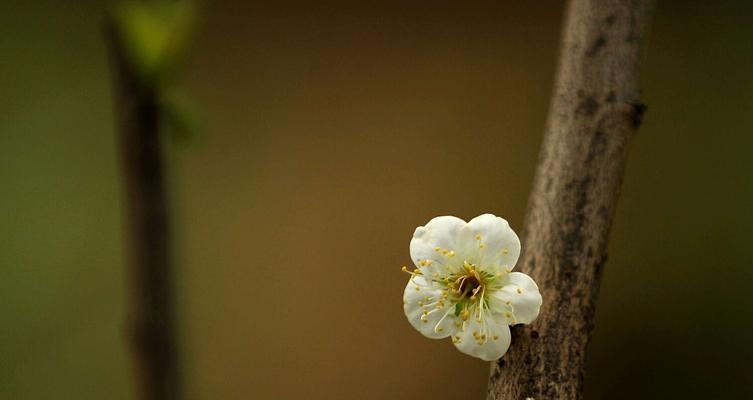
xmin=105 ymin=21 xmax=181 ymax=400
xmin=487 ymin=1 xmax=654 ymax=398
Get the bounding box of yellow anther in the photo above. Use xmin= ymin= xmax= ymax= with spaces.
xmin=434 ymin=246 xmax=441 ymax=252
xmin=401 ymin=266 xmax=408 ymax=272
xmin=492 ymin=335 xmax=499 ymax=340
xmin=437 ymin=327 xmax=444 ymax=332
xmin=475 ymin=234 xmax=481 ymax=241
xmin=419 ymin=260 xmax=426 ymax=266
xmin=418 ymin=301 xmax=424 ymax=306
xmin=452 ymin=336 xmax=461 ymax=343
xmin=502 ymin=248 xmax=509 ymax=255
xmin=448 ymin=250 xmax=456 ymax=257
xmin=479 ymin=243 xmax=485 ymax=249
xmin=517 ymin=288 xmax=523 ymax=294
xmin=426 ymin=260 xmax=433 ymax=265
xmin=415 ymin=287 xmax=420 ymax=291
xmin=505 ymin=312 xmax=512 ymax=318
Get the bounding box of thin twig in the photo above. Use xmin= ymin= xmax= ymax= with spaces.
xmin=105 ymin=20 xmax=181 ymax=400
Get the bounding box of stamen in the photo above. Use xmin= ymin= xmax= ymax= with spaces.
xmin=401 ymin=266 xmax=429 ymax=290
xmin=470 ymin=285 xmax=483 ymax=301
xmin=400 ymin=266 xmax=423 ymax=276
xmin=433 ymin=307 xmax=454 ymax=334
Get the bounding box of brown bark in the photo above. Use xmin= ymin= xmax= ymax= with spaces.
xmin=486 ymin=1 xmax=654 ymax=399
xmin=105 ymin=22 xmax=181 ymax=400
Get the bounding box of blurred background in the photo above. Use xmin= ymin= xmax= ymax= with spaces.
xmin=2 ymin=0 xmax=752 ymax=399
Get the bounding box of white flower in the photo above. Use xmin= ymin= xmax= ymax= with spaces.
xmin=402 ymin=214 xmax=542 ymax=361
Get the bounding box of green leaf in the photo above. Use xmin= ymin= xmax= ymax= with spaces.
xmin=159 ymin=89 xmax=204 ymax=145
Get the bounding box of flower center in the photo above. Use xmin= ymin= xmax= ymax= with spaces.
xmin=448 ymin=261 xmax=489 ymax=304
xmin=458 ymin=275 xmax=482 ymax=298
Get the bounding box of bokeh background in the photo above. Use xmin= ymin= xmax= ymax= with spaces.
xmin=2 ymin=0 xmax=752 ymax=399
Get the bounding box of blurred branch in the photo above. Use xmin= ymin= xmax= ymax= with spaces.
xmin=105 ymin=7 xmax=187 ymax=399
xmin=487 ymin=1 xmax=654 ymax=399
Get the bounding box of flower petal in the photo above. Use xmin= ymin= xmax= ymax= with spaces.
xmin=459 ymin=214 xmax=521 ymax=272
xmin=409 ymin=216 xmax=467 ymax=270
xmin=403 ymin=276 xmax=458 ymax=339
xmin=452 ymin=314 xmax=511 ymax=361
xmin=491 ymin=272 xmax=542 ymax=325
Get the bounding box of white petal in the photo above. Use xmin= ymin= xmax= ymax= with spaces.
xmin=493 ymin=272 xmax=542 ymax=325
xmin=459 ymin=214 xmax=521 ymax=272
xmin=409 ymin=216 xmax=467 ymax=270
xmin=403 ymin=276 xmax=458 ymax=339
xmin=452 ymin=313 xmax=511 ymax=361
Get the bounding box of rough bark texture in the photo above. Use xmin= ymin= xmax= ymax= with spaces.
xmin=487 ymin=1 xmax=653 ymax=399
xmin=106 ymin=23 xmax=181 ymax=400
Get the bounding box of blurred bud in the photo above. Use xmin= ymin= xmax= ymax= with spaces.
xmin=113 ymin=0 xmax=197 ymax=86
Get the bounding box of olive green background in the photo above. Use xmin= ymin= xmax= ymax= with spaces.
xmin=2 ymin=1 xmax=751 ymax=399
